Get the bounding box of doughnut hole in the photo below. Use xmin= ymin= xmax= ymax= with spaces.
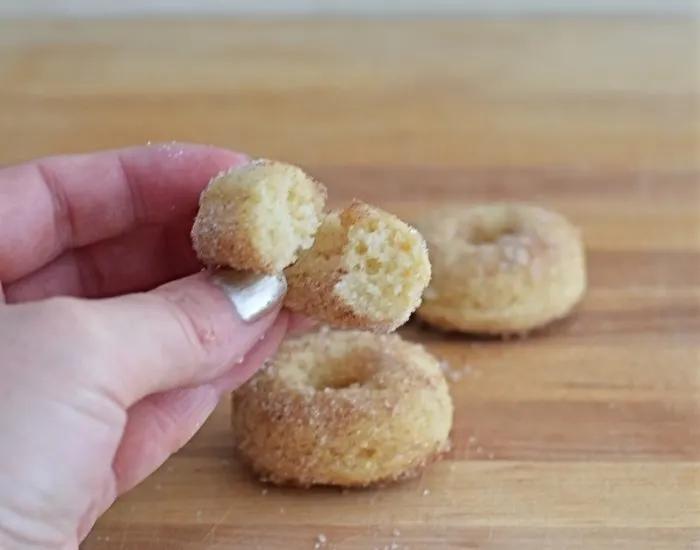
xmin=462 ymin=205 xmax=524 ymax=246
xmin=308 ymin=362 xmax=366 ymax=390
xmin=191 ymin=159 xmax=327 ymax=274
xmin=272 ymin=341 xmax=376 ymax=391
xmin=468 ymin=220 xmax=520 ymax=245
xmin=284 ymin=201 xmax=432 ymax=332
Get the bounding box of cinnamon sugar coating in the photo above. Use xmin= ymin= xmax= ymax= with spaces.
xmin=414 ymin=203 xmax=587 ymax=335
xmin=230 ymin=330 xmax=453 ymax=488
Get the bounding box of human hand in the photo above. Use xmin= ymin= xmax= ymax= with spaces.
xmin=0 ymin=143 xmax=299 ymax=549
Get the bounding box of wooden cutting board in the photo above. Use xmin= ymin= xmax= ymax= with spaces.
xmin=80 ymin=167 xmax=699 ymax=550
xmin=0 ymin=17 xmax=697 ymax=550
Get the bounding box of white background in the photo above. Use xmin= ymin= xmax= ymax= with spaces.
xmin=0 ymin=0 xmax=697 ymax=17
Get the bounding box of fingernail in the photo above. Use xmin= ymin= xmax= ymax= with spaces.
xmin=210 ymin=269 xmax=287 ymax=323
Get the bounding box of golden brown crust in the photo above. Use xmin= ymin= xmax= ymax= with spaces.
xmin=230 ymin=330 xmax=453 ymax=488
xmin=284 ymin=267 xmax=386 ymax=332
xmin=241 ymin=443 xmax=450 ymax=489
xmin=413 ymin=202 xmax=587 ymax=335
xmin=192 ymin=199 xmax=267 ymax=272
xmin=417 ymin=294 xmax=583 ymax=336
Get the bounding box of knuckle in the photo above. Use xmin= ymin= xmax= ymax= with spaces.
xmin=156 ymin=289 xmax=219 ymax=359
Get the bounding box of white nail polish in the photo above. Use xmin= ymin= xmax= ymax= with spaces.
xmin=211 ymin=269 xmax=287 ymax=323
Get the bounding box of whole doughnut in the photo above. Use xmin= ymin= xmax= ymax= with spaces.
xmin=230 ymin=329 xmax=453 ymax=488
xmin=191 ymin=159 xmax=327 ymax=274
xmin=413 ymin=202 xmax=587 ymax=335
xmin=283 ymin=200 xmax=432 ymax=333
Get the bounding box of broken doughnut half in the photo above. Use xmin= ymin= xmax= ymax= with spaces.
xmin=191 ymin=159 xmax=327 ymax=274
xmin=284 ymin=200 xmax=432 ymax=333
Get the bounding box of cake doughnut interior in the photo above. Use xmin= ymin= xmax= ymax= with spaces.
xmin=284 ymin=200 xmax=432 ymax=332
xmin=191 ymin=159 xmax=327 ymax=274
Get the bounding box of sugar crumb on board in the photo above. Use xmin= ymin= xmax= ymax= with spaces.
xmin=439 ymin=361 xmax=482 ymax=382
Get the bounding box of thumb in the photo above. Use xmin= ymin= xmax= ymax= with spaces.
xmin=75 ymin=269 xmax=287 ymax=407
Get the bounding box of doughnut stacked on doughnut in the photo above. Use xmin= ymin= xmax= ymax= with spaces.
xmin=413 ymin=202 xmax=587 ymax=335
xmin=191 ymin=159 xmax=431 ymax=332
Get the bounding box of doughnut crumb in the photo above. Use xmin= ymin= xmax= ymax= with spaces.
xmin=284 ymin=200 xmax=432 ymax=332
xmin=191 ymin=159 xmax=327 ymax=274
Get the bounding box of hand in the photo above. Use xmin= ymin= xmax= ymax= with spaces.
xmin=0 ymin=143 xmax=298 ymax=549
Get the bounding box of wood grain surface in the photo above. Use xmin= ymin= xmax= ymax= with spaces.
xmin=0 ymin=17 xmax=698 ymax=550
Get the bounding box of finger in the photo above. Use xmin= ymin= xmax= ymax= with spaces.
xmin=91 ymin=270 xmax=287 ymax=407
xmin=20 ymin=269 xmax=287 ymax=409
xmin=0 ymin=142 xmax=249 ymax=283
xmin=5 ymin=216 xmax=199 ymax=303
xmin=288 ymin=314 xmax=318 ymax=335
xmin=111 ymin=316 xmax=288 ymax=495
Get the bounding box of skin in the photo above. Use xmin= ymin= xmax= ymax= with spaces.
xmin=0 ymin=143 xmax=309 ymax=549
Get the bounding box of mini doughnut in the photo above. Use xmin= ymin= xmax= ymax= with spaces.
xmin=230 ymin=329 xmax=453 ymax=488
xmin=283 ymin=200 xmax=431 ymax=333
xmin=191 ymin=159 xmax=327 ymax=274
xmin=413 ymin=202 xmax=586 ymax=335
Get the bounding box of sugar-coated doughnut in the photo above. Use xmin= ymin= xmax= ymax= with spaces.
xmin=230 ymin=329 xmax=453 ymax=488
xmin=191 ymin=159 xmax=327 ymax=274
xmin=414 ymin=203 xmax=586 ymax=335
xmin=283 ymin=200 xmax=431 ymax=333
